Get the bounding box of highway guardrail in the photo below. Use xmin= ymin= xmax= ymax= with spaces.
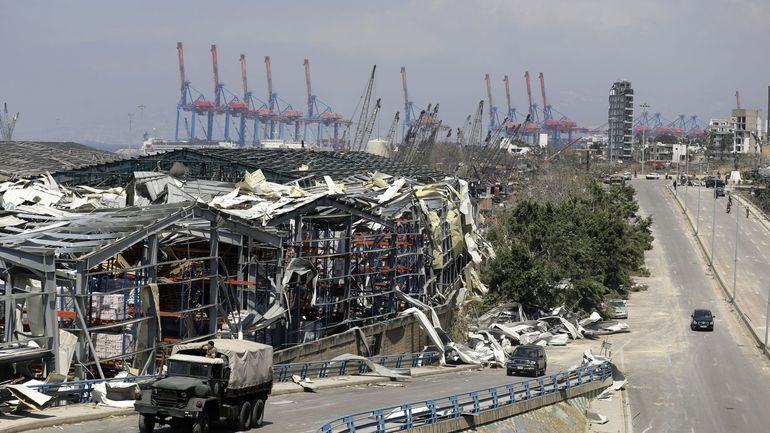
xmin=315 ymin=361 xmax=612 ymax=433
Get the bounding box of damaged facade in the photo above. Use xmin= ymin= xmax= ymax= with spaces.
xmin=0 ymin=148 xmax=491 ymax=380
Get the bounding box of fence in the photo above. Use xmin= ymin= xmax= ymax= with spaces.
xmin=24 ymin=351 xmax=440 ymax=403
xmin=315 ymin=361 xmax=613 ymax=433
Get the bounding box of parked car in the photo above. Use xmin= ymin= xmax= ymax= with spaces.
xmin=623 ymin=172 xmax=632 ymax=180
xmin=690 ymin=309 xmax=715 ymax=331
xmin=607 ymin=299 xmax=628 ymax=319
xmin=715 ymin=185 xmax=725 ymax=197
xmin=506 ymin=345 xmax=547 ymax=377
xmin=645 ymin=172 xmax=660 ymax=180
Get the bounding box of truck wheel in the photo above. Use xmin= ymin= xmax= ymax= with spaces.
xmin=252 ymin=398 xmax=265 ymax=428
xmin=192 ymin=411 xmax=210 ymax=433
xmin=237 ymin=401 xmax=253 ymax=431
xmin=138 ymin=414 xmax=155 ymax=433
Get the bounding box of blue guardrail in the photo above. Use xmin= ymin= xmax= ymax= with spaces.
xmin=25 ymin=351 xmax=440 ymax=403
xmin=315 ymin=361 xmax=613 ymax=433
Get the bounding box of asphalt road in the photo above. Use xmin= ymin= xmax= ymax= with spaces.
xmin=623 ymin=179 xmax=770 ymax=432
xmin=34 ymin=345 xmax=592 ymax=433
xmin=678 ymin=183 xmax=770 ymax=341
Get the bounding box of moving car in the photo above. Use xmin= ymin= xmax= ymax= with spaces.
xmin=690 ymin=309 xmax=715 ymax=331
xmin=607 ymin=299 xmax=628 ymax=319
xmin=506 ymin=345 xmax=547 ymax=377
xmin=645 ymin=172 xmax=660 ymax=180
xmin=715 ymin=186 xmax=725 ymax=197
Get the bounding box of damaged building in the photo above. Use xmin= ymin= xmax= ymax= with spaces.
xmin=0 ymin=148 xmax=491 ymax=380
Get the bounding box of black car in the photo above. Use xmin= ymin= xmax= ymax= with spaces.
xmin=690 ymin=308 xmax=715 ymax=331
xmin=506 ymin=345 xmax=547 ymax=377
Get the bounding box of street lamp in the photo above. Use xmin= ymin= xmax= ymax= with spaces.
xmin=696 ymin=161 xmax=702 ymax=235
xmin=732 ymin=199 xmax=740 ymax=302
xmin=639 ymin=103 xmax=650 ymax=175
xmin=710 ymin=182 xmax=717 ymax=266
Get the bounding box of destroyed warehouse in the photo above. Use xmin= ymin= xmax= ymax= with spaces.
xmin=0 ymin=148 xmax=492 ymax=380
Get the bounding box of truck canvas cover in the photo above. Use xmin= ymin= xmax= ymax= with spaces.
xmin=171 ymin=339 xmax=273 ymax=390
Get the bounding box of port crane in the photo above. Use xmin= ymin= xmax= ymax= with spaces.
xmin=0 ymin=103 xmax=19 ymax=141
xmin=351 ymin=65 xmax=377 ymax=151
xmin=303 ymin=59 xmax=349 ymax=148
xmin=485 ymin=74 xmax=501 ymax=130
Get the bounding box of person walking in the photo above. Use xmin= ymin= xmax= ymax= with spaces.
xmin=673 ymin=180 xmax=677 ymax=191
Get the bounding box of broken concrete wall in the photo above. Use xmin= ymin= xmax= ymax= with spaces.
xmin=274 ymin=303 xmax=454 ymax=364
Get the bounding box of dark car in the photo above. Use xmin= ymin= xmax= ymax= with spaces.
xmin=690 ymin=308 xmax=715 ymax=331
xmin=715 ymin=186 xmax=725 ymax=197
xmin=506 ymin=345 xmax=547 ymax=377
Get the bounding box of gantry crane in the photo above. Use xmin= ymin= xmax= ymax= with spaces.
xmin=485 ymin=74 xmax=500 ymax=131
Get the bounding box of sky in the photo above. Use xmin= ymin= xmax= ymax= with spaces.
xmin=2 ymin=0 xmax=769 ymax=146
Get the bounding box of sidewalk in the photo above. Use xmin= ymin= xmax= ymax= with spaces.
xmin=0 ymin=364 xmax=481 ymax=433
xmin=587 ymin=385 xmax=632 ymax=433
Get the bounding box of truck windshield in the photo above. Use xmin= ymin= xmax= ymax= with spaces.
xmin=167 ymin=360 xmax=211 ymax=378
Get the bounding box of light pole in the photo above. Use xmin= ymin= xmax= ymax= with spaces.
xmin=732 ymin=199 xmax=740 ymax=302
xmin=640 ymin=103 xmax=650 ymax=175
xmin=696 ymin=161 xmax=702 ymax=234
xmin=684 ymin=141 xmax=690 ymax=213
xmin=765 ymin=281 xmax=770 ymax=356
xmin=710 ymin=183 xmax=717 ymax=266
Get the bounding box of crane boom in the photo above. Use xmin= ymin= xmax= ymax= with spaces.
xmin=211 ymin=45 xmax=220 ymax=106
xmin=265 ymin=56 xmax=274 ymax=110
xmin=401 ymin=66 xmax=409 ymax=117
xmin=176 ymin=42 xmax=186 ymax=104
xmin=735 ymin=90 xmax=741 ymax=110
xmin=485 ymin=74 xmax=494 ymax=126
xmin=524 ymin=71 xmax=534 ymax=119
xmin=240 ymin=54 xmax=248 ymax=102
xmin=503 ymin=75 xmax=512 ymax=116
xmin=352 ymin=65 xmax=376 ymax=151
xmin=385 ymin=111 xmax=400 ymax=147
xmin=538 ymin=72 xmax=548 ymax=120
xmin=304 ymin=59 xmax=313 ymax=114
xmin=357 ymin=98 xmax=381 ymax=151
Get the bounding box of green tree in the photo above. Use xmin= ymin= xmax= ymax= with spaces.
xmin=482 ymin=179 xmax=652 ymax=314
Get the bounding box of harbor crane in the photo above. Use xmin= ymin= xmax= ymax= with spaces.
xmin=485 ymin=74 xmax=501 ymax=130
xmin=0 ymin=103 xmax=19 ymax=141
xmin=351 ymin=65 xmax=377 ymax=151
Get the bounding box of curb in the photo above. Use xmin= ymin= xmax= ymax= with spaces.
xmin=2 ymin=364 xmax=483 ymax=433
xmin=1 ymin=407 xmax=136 ymax=433
xmin=667 ymin=186 xmax=770 ymax=360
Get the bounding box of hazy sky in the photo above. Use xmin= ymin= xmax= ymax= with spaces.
xmin=2 ymin=0 xmax=769 ymax=145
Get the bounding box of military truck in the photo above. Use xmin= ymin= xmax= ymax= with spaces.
xmin=134 ymin=339 xmax=273 ymax=433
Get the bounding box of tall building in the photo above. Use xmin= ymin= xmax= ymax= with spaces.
xmin=731 ymin=108 xmax=763 ymax=154
xmin=608 ymin=81 xmax=634 ymax=162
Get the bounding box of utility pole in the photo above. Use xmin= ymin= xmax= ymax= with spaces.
xmin=710 ymin=184 xmax=717 ymax=266
xmin=640 ymin=103 xmax=650 ymax=175
xmin=765 ymin=280 xmax=770 ymax=356
xmin=696 ymin=161 xmax=703 ymax=235
xmin=684 ymin=141 xmax=690 ymax=213
xmin=128 ymin=112 xmax=135 ymax=133
xmin=732 ymin=200 xmax=740 ymax=302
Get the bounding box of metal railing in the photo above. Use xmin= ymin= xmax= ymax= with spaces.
xmin=315 ymin=362 xmax=613 ymax=433
xmin=26 ymin=375 xmax=158 ymax=404
xmin=20 ymin=351 xmax=439 ymax=403
xmin=273 ymin=351 xmax=440 ymax=383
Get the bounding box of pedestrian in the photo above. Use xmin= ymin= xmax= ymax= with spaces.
xmin=746 ymin=207 xmax=750 ymax=219
xmin=673 ymin=180 xmax=677 ymax=191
